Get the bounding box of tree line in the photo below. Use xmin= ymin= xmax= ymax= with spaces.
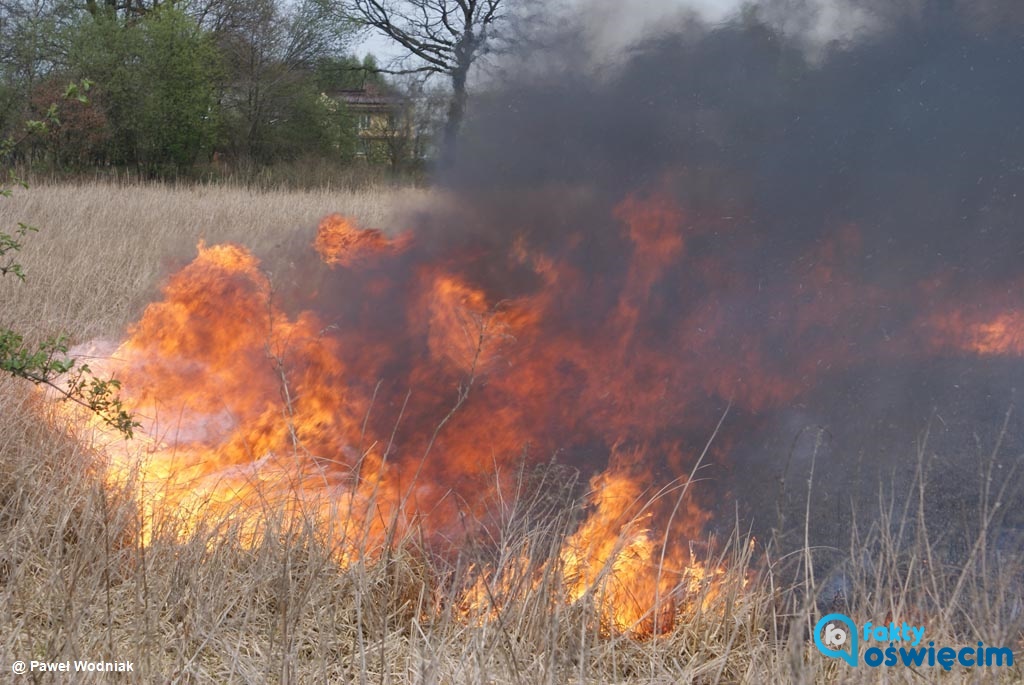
xmin=0 ymin=0 xmax=506 ymax=180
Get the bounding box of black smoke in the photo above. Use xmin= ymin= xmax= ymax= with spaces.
xmin=412 ymin=0 xmax=1024 ymax=545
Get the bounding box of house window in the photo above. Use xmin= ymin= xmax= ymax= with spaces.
xmin=358 ymin=114 xmax=371 ymax=131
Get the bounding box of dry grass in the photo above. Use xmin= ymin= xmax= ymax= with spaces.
xmin=1 ymin=181 xmax=1022 ymax=683
xmin=0 ymin=181 xmax=437 ymax=343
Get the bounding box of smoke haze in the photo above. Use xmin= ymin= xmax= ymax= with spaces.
xmin=417 ymin=0 xmax=1024 ymax=541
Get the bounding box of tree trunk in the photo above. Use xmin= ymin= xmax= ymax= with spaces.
xmin=441 ymin=60 xmax=469 ymax=167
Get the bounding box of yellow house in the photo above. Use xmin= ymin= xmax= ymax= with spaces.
xmin=332 ymin=83 xmax=414 ymax=162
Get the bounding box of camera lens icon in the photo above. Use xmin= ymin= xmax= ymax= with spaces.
xmin=823 ymin=623 xmax=848 ymax=648
xmin=814 ymin=613 xmax=858 ymax=666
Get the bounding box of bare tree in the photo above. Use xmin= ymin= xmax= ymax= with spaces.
xmin=349 ymin=0 xmax=506 ymax=164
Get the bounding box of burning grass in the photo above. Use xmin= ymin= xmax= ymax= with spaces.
xmin=3 ymin=382 xmax=1023 ymax=682
xmin=1 ymin=182 xmax=1023 ymax=682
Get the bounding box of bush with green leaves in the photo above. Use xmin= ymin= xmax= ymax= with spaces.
xmin=67 ymin=6 xmax=221 ymax=175
xmin=1 ymin=87 xmax=136 ymax=439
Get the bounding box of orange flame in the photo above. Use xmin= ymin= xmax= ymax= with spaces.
xmin=50 ymin=186 xmax=1024 ymax=635
xmin=314 ymin=214 xmax=403 ymax=266
xmin=927 ymin=310 xmax=1024 ymax=357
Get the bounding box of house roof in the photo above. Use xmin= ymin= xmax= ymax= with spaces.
xmin=329 ymin=83 xmax=404 ymax=109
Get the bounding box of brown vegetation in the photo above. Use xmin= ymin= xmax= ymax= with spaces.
xmin=0 ymin=182 xmax=1021 ymax=683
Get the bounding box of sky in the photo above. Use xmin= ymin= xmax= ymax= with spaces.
xmin=354 ymin=0 xmax=876 ymax=77
xmin=353 ymin=0 xmax=754 ymax=66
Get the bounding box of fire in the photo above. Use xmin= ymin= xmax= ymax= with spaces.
xmin=70 ymin=242 xmax=383 ymax=549
xmin=969 ymin=314 xmax=1024 ymax=355
xmin=50 ymin=187 xmax=1024 ymax=636
xmin=314 ymin=213 xmax=403 ymax=266
xmin=927 ymin=309 xmax=1024 ymax=357
xmin=559 ymin=461 xmax=712 ymax=634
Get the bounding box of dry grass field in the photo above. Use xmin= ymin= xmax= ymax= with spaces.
xmin=0 ymin=182 xmax=1021 ymax=683
xmin=0 ymin=182 xmax=436 ymax=342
